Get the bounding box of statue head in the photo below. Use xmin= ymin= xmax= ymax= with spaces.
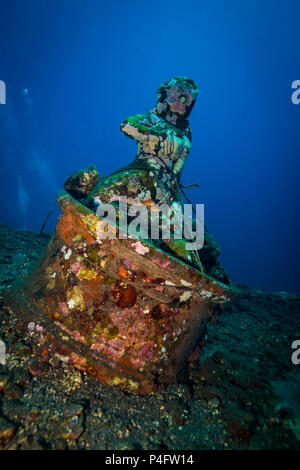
xmin=154 ymin=76 xmax=199 ymax=128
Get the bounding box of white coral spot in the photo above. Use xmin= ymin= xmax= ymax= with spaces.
xmin=200 ymin=290 xmax=214 ymax=299
xmin=179 ymin=291 xmax=192 ymax=303
xmin=64 ymin=248 xmax=72 ymax=260
xmin=67 ymin=299 xmax=76 ymax=309
xmin=180 ymin=279 xmax=192 ymax=287
xmin=165 ymin=280 xmax=176 ymax=286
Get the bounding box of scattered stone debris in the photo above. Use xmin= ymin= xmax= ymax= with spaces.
xmin=0 ymin=224 xmax=299 ymax=450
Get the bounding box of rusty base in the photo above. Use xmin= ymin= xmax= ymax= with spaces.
xmin=7 ymin=191 xmax=236 ymax=394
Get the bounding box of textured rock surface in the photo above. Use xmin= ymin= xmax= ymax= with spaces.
xmin=64 ymin=165 xmax=100 ymax=200
xmin=0 ymin=224 xmax=299 ymax=449
xmin=0 ymin=225 xmax=50 ymax=291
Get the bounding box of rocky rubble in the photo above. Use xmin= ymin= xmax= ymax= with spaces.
xmin=0 ymin=224 xmax=299 ymax=450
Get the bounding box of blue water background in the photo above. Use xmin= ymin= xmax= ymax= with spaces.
xmin=0 ymin=0 xmax=299 ymax=292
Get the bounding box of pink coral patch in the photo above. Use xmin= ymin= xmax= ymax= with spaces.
xmin=58 ymin=302 xmax=70 ymax=317
xmin=70 ymin=261 xmax=82 ymax=274
xmin=152 ymin=258 xmax=170 ymax=268
xmin=132 ymin=241 xmax=149 ymax=255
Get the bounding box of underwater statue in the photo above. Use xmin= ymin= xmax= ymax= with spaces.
xmin=86 ymin=76 xmax=198 ymax=206
xmin=74 ymin=77 xmax=206 ymax=268
xmin=8 ymin=77 xmax=236 ymax=394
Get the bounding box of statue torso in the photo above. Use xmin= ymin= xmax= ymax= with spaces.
xmin=121 ymin=112 xmax=191 ymax=180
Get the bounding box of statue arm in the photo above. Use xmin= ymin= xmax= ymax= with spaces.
xmin=120 ymin=113 xmax=164 ymax=142
xmin=172 ymin=136 xmax=191 ymax=179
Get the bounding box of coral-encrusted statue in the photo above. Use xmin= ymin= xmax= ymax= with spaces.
xmin=86 ymin=76 xmax=198 ymax=207
xmin=83 ymin=77 xmax=201 ymax=267
xmin=8 ymin=77 xmax=235 ymax=395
